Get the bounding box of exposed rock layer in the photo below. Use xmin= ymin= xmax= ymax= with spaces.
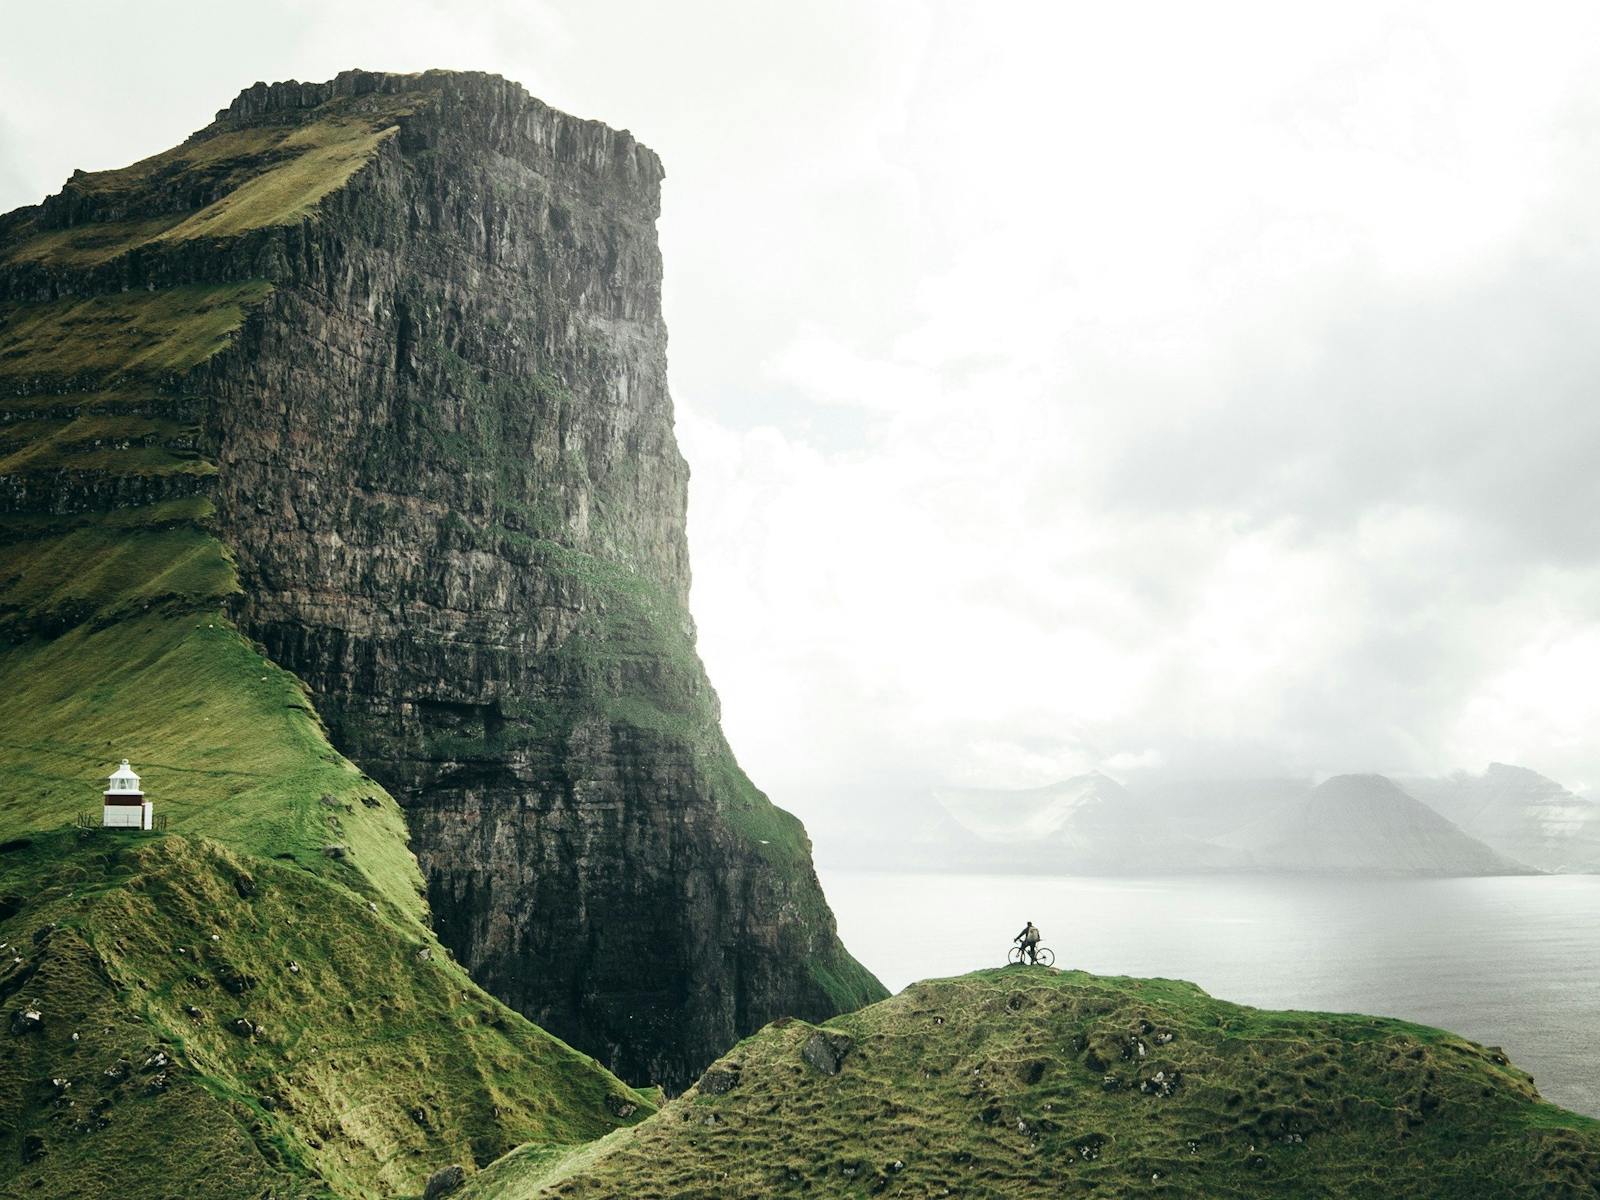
xmin=0 ymin=68 xmax=883 ymax=1090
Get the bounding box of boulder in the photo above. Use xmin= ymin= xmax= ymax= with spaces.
xmin=698 ymin=1065 xmax=741 ymax=1095
xmin=605 ymin=1093 xmax=639 ymax=1118
xmin=422 ymin=1164 xmax=466 ymax=1199
xmin=216 ymin=966 xmax=257 ymax=995
xmin=801 ymin=1031 xmax=854 ymax=1076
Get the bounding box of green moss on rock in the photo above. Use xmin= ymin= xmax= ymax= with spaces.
xmin=465 ymin=968 xmax=1600 ymax=1199
xmin=0 ymin=832 xmax=654 ymax=1200
xmin=0 ymin=283 xmax=272 ymax=380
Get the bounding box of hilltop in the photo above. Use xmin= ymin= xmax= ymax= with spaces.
xmin=461 ymin=968 xmax=1600 ymax=1199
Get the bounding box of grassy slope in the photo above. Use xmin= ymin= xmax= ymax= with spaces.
xmin=0 ymin=93 xmax=422 ymax=919
xmin=0 ymin=504 xmax=427 ymax=924
xmin=464 ymin=968 xmax=1600 ymax=1200
xmin=0 ymin=283 xmax=275 ymax=377
xmin=1 ymin=117 xmax=403 ymax=268
xmin=0 ymin=832 xmax=654 ymax=1200
xmin=0 ymin=86 xmax=656 ymax=1200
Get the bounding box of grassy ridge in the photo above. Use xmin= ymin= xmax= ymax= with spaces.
xmin=2 ymin=115 xmax=403 ymax=268
xmin=465 ymin=968 xmax=1600 ymax=1199
xmin=0 ymin=832 xmax=655 ymax=1200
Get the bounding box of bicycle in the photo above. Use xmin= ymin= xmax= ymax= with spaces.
xmin=1008 ymin=943 xmax=1055 ymax=967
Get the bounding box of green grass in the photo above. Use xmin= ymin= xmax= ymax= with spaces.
xmin=0 ymin=282 xmax=273 ymax=379
xmin=3 ymin=114 xmax=405 ymax=268
xmin=0 ymin=381 xmax=176 ymax=418
xmin=0 ymin=413 xmax=201 ymax=476
xmin=1 ymin=215 xmax=190 ymax=268
xmin=0 ymin=497 xmax=218 ymax=539
xmin=156 ymin=122 xmax=400 ymax=242
xmin=0 ymin=831 xmax=655 ymax=1200
xmin=464 ymin=968 xmax=1600 ymax=1199
xmin=0 ymin=613 xmax=430 ymax=921
xmin=0 ymin=502 xmax=435 ymax=925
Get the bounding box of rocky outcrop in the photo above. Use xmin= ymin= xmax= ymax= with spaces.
xmin=0 ymin=69 xmax=883 ymax=1091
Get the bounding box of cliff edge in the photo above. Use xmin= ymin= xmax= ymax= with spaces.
xmin=0 ymin=68 xmax=884 ymax=1094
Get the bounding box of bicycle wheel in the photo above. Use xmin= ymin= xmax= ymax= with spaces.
xmin=1007 ymin=945 xmax=1024 ymax=965
xmin=1035 ymin=947 xmax=1056 ymax=967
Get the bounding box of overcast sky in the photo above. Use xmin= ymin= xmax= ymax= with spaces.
xmin=6 ymin=2 xmax=1600 ymax=841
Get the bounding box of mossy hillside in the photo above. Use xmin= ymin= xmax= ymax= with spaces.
xmin=0 ymin=507 xmax=428 ymax=924
xmin=1 ymin=115 xmax=403 ymax=268
xmin=0 ymin=104 xmax=659 ymax=1198
xmin=468 ymin=968 xmax=1600 ymax=1199
xmin=0 ymin=413 xmax=203 ymax=477
xmin=0 ymin=616 xmax=430 ymax=921
xmin=0 ymin=283 xmax=273 ymax=380
xmin=0 ymin=281 xmax=270 ymax=532
xmin=4 ymin=63 xmax=882 ymax=1097
xmin=0 ymin=831 xmax=655 ymax=1200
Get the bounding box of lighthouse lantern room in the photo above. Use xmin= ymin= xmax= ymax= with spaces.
xmin=102 ymin=759 xmax=151 ymax=830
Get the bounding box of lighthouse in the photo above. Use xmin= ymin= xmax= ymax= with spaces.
xmin=102 ymin=760 xmax=151 ymax=830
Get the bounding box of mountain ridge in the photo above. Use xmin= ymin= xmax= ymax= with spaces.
xmin=1402 ymin=763 xmax=1600 ymax=874
xmin=1217 ymin=773 xmax=1535 ymax=875
xmin=0 ymin=66 xmax=881 ymax=1105
xmin=906 ymin=770 xmax=1546 ymax=877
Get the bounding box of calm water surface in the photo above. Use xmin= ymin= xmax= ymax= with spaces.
xmin=819 ymin=869 xmax=1600 ymax=1118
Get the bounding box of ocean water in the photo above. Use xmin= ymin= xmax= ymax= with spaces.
xmin=819 ymin=868 xmax=1600 ymax=1118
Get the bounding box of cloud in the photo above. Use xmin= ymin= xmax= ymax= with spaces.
xmin=673 ymin=1 xmax=1600 ymax=835
xmin=7 ymin=2 xmax=1600 ymax=842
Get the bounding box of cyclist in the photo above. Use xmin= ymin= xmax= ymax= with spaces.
xmin=1014 ymin=920 xmax=1042 ymax=965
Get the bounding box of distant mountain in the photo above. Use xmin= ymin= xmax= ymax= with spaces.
xmin=1217 ymin=774 xmax=1536 ymax=875
xmin=1402 ymin=764 xmax=1600 ymax=874
xmin=935 ymin=773 xmax=1237 ymax=873
xmin=834 ymin=769 xmax=1562 ymax=878
xmin=1130 ymin=776 xmax=1310 ymax=839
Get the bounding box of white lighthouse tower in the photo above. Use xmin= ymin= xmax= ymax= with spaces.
xmin=102 ymin=760 xmax=151 ymax=830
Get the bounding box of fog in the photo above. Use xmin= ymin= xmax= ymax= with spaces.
xmin=6 ymin=2 xmax=1600 ymax=847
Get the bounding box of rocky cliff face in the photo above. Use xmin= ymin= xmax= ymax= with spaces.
xmin=0 ymin=68 xmax=883 ymax=1091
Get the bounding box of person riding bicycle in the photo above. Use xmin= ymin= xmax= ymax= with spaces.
xmin=1014 ymin=920 xmax=1042 ymax=965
